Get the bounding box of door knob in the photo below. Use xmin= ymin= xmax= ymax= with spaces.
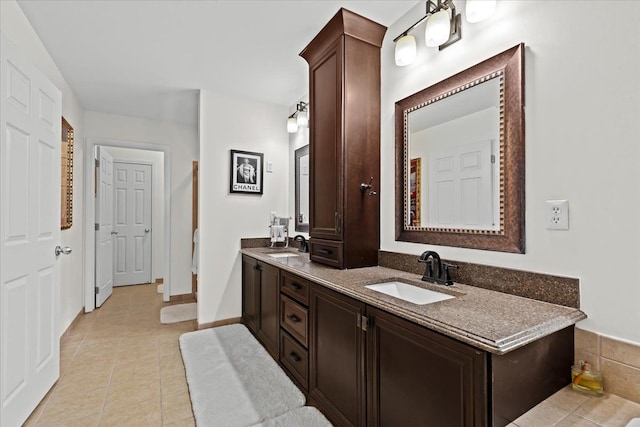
xmin=55 ymin=246 xmax=72 ymax=256
xmin=145 ymin=228 xmax=150 ymax=233
xmin=111 ymin=230 xmax=118 ymax=235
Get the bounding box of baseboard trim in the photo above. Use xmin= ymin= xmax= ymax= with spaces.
xmin=198 ymin=317 xmax=241 ymax=330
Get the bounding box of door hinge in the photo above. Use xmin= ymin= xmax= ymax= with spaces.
xmin=95 ymin=286 xmax=99 ymax=295
xmin=357 ymin=314 xmax=369 ymax=332
xmin=95 ymin=223 xmax=99 ymax=231
xmin=491 ymin=154 xmax=496 ymax=164
xmin=95 ymin=158 xmax=100 ymax=167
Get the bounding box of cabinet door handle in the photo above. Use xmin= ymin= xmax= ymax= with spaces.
xmin=335 ymin=212 xmax=341 ymax=234
xmin=318 ymin=249 xmax=332 ymax=255
xmin=289 ymin=351 xmax=301 ymax=362
xmin=287 ymin=314 xmax=301 ymax=323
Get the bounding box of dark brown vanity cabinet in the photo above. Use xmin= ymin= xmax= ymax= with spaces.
xmin=309 ymin=284 xmax=367 ymax=427
xmin=241 ymin=255 xmax=279 ymax=359
xmin=300 ymin=9 xmax=386 ymax=269
xmin=309 ymin=283 xmax=485 ymax=427
xmin=241 ymin=256 xmax=574 ymax=427
xmin=367 ymin=307 xmax=487 ymax=427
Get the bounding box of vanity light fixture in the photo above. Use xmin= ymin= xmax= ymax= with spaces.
xmin=287 ymin=101 xmax=308 ymax=133
xmin=393 ymin=0 xmax=496 ymax=66
xmin=465 ymin=0 xmax=497 ymax=23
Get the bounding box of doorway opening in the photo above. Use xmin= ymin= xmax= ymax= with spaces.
xmin=84 ymin=138 xmax=172 ymax=312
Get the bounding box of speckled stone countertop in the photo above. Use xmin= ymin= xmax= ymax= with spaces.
xmin=241 ymin=247 xmax=586 ymax=355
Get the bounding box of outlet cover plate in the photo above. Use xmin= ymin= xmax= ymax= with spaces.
xmin=546 ymin=200 xmax=569 ymax=230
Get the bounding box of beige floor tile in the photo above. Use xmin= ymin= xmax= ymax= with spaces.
xmin=163 ymin=416 xmax=196 ymax=427
xmin=36 ymin=414 xmax=101 ymax=427
xmin=161 ymin=391 xmax=194 ymax=424
xmin=161 ymin=373 xmax=190 ymax=397
xmin=111 ymin=358 xmax=160 ymax=384
xmin=545 ymin=385 xmax=591 ymax=412
xmin=100 ymin=396 xmax=161 ymax=427
xmin=39 ymin=386 xmax=107 ymax=422
xmin=104 ymin=377 xmax=161 ymax=411
xmin=554 ymin=413 xmax=601 ymax=427
xmin=512 ymin=400 xmax=570 ymax=427
xmin=576 ymin=393 xmax=640 ymax=426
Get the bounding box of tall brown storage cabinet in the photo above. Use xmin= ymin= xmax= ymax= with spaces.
xmin=300 ymin=9 xmax=386 ymax=269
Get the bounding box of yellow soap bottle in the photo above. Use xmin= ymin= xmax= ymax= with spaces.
xmin=571 ymin=360 xmax=604 ymax=396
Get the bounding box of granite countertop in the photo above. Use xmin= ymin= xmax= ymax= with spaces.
xmin=241 ymin=247 xmax=586 ymax=355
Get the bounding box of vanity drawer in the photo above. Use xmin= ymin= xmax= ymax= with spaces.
xmin=280 ymin=331 xmax=309 ymax=390
xmin=280 ymin=295 xmax=308 ymax=348
xmin=309 ymin=238 xmax=343 ymax=269
xmin=280 ymin=271 xmax=310 ymax=306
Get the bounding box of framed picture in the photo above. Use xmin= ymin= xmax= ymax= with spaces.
xmin=230 ymin=149 xmax=263 ymax=194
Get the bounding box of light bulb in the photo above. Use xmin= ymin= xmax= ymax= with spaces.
xmin=425 ymin=8 xmax=451 ymax=47
xmin=287 ymin=117 xmax=298 ymax=133
xmin=296 ymin=111 xmax=308 ymax=127
xmin=465 ymin=0 xmax=496 ymax=23
xmin=395 ymin=34 xmax=417 ymax=66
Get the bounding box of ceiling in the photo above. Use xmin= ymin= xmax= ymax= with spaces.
xmin=18 ymin=0 xmax=417 ymax=126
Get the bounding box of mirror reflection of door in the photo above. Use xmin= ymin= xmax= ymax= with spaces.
xmin=407 ymin=77 xmax=500 ymax=231
xmin=295 ymin=145 xmax=309 ymax=232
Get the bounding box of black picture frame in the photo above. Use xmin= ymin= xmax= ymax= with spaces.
xmin=230 ymin=149 xmax=263 ymax=194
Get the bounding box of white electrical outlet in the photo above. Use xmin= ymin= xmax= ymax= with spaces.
xmin=546 ymin=200 xmax=569 ymax=230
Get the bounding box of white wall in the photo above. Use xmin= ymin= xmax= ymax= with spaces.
xmin=106 ymin=147 xmax=165 ymax=281
xmin=381 ymin=1 xmax=640 ymax=344
xmin=199 ymin=90 xmax=289 ymax=324
xmin=85 ymin=111 xmax=198 ymax=296
xmin=1 ymin=0 xmax=86 ymax=336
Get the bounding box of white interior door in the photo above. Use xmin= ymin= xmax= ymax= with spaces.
xmin=113 ymin=162 xmax=152 ymax=286
xmin=0 ymin=34 xmax=62 ymax=427
xmin=95 ymin=146 xmax=114 ymax=307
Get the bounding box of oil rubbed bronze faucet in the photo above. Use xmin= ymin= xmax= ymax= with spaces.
xmin=293 ymin=235 xmax=309 ymax=253
xmin=418 ymin=251 xmax=458 ymax=286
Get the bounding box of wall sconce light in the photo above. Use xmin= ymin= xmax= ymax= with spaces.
xmin=394 ymin=0 xmax=496 ymax=67
xmin=465 ymin=0 xmax=496 ymax=23
xmin=287 ymin=101 xmax=308 ymax=133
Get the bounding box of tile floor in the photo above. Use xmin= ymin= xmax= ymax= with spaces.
xmin=510 ymin=384 xmax=640 ymax=427
xmin=22 ymin=282 xmax=640 ymax=427
xmin=24 ymin=283 xmax=197 ymax=427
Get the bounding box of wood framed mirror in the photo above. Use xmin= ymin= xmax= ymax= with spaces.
xmin=395 ymin=43 xmax=525 ymax=253
xmin=295 ymin=145 xmax=309 ymax=232
xmin=61 ymin=117 xmax=74 ymax=229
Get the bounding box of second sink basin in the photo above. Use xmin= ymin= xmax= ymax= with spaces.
xmin=267 ymin=253 xmax=299 ymax=258
xmin=365 ymin=281 xmax=454 ymax=305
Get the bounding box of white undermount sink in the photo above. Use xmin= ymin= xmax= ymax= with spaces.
xmin=365 ymin=281 xmax=455 ymax=305
xmin=267 ymin=253 xmax=299 ymax=258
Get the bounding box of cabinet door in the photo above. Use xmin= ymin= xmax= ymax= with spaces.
xmin=367 ymin=307 xmax=487 ymax=427
xmin=257 ymin=261 xmax=279 ymax=359
xmin=309 ymin=39 xmax=344 ymax=241
xmin=310 ymin=284 xmax=366 ymax=427
xmin=241 ymin=255 xmax=259 ymax=334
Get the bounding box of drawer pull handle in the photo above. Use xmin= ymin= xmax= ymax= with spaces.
xmin=291 ymin=283 xmax=301 ymax=290
xmin=289 ymin=351 xmax=301 ymax=362
xmin=287 ymin=314 xmax=301 ymax=323
xmin=318 ymin=249 xmax=332 ymax=255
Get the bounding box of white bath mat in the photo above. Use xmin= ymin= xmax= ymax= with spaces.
xmin=179 ymin=324 xmax=305 ymax=426
xmin=160 ymin=302 xmax=197 ymax=324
